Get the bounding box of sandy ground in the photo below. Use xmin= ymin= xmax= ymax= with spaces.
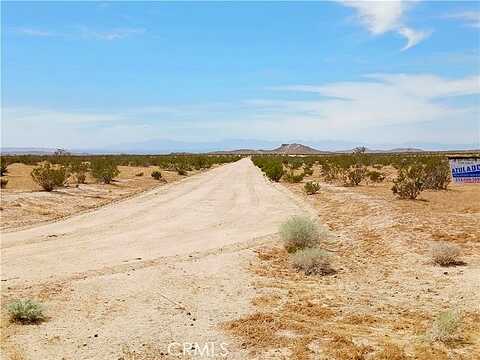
xmin=225 ymin=170 xmax=480 ymax=359
xmin=1 ymin=158 xmax=309 ymax=360
xmin=0 ymin=164 xmax=192 ymax=230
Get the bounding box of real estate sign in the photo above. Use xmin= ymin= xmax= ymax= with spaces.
xmin=448 ymin=157 xmax=480 ymax=183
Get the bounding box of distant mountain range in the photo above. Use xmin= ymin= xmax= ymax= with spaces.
xmin=1 ymin=140 xmax=478 ymax=155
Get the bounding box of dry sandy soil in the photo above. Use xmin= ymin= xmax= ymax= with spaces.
xmin=1 ymin=158 xmax=308 ymax=359
xmin=1 ymin=159 xmax=479 ymax=359
xmin=0 ymin=163 xmax=193 ymax=230
xmin=224 ymin=167 xmax=480 ymax=359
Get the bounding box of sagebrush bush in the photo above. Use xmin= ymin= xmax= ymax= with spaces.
xmin=391 ymin=164 xmax=425 ymax=199
xmin=151 ymin=170 xmax=163 ymax=180
xmin=432 ymin=242 xmax=462 ymax=266
xmin=31 ymin=163 xmax=68 ymax=191
xmin=303 ymin=166 xmax=314 ymax=176
xmin=69 ymin=162 xmax=89 ymax=184
xmin=347 ymin=164 xmax=367 ymax=186
xmin=429 ymin=310 xmax=461 ymax=343
xmin=424 ymin=160 xmax=451 ymax=190
xmin=280 ymin=216 xmax=322 ymax=252
xmin=0 ymin=177 xmax=8 ymax=188
xmin=284 ymin=171 xmax=304 ymax=183
xmin=8 ymin=299 xmax=45 ymax=324
xmin=290 ymin=248 xmax=334 ymax=275
xmin=367 ymin=170 xmax=385 ymax=183
xmin=90 ymin=159 xmax=120 ymax=184
xmin=304 ymin=181 xmax=320 ymax=195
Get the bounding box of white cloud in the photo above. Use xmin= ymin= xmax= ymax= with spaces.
xmin=78 ymin=27 xmax=146 ymax=41
xmin=444 ymin=11 xmax=480 ymax=28
xmin=13 ymin=27 xmax=55 ymax=37
xmin=339 ymin=0 xmax=430 ymax=50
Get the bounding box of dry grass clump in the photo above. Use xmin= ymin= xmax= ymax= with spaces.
xmin=7 ymin=299 xmax=45 ymax=324
xmin=290 ymin=248 xmax=335 ymax=275
xmin=279 ymin=216 xmax=323 ymax=253
xmin=428 ymin=310 xmax=462 ymax=343
xmin=372 ymin=343 xmax=408 ymax=360
xmin=432 ymin=242 xmax=462 ymax=266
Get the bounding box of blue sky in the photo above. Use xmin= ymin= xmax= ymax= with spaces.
xmin=2 ymin=1 xmax=479 ymax=150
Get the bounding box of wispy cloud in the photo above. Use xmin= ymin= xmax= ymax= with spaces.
xmin=338 ymin=0 xmax=430 ymax=50
xmin=78 ymin=26 xmax=146 ymax=41
xmin=12 ymin=26 xmax=146 ymax=41
xmin=444 ymin=11 xmax=480 ymax=28
xmin=12 ymin=27 xmax=55 ymax=37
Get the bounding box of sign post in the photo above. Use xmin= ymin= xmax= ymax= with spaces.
xmin=448 ymin=156 xmax=480 ymax=184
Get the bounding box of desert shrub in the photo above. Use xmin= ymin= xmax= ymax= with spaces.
xmin=151 ymin=170 xmax=163 ymax=180
xmin=347 ymin=164 xmax=367 ymax=186
xmin=31 ymin=163 xmax=68 ymax=191
xmin=391 ymin=164 xmax=425 ymax=199
xmin=367 ymin=170 xmax=385 ymax=183
xmin=424 ymin=160 xmax=451 ymax=190
xmin=280 ymin=216 xmax=321 ymax=253
xmin=174 ymin=162 xmax=190 ymax=176
xmin=284 ymin=171 xmax=304 ymax=183
xmin=290 ymin=248 xmax=334 ymax=275
xmin=264 ymin=162 xmax=284 ymax=182
xmin=8 ymin=299 xmax=45 ymax=324
xmin=0 ymin=177 xmax=8 ymax=188
xmin=135 ymin=172 xmax=144 ymax=177
xmin=90 ymin=159 xmax=120 ymax=184
xmin=432 ymin=242 xmax=462 ymax=266
xmin=303 ymin=166 xmax=314 ymax=176
xmin=70 ymin=162 xmax=89 ymax=184
xmin=0 ymin=158 xmax=8 ymax=176
xmin=429 ymin=310 xmax=462 ymax=343
xmin=304 ymin=181 xmax=320 ymax=195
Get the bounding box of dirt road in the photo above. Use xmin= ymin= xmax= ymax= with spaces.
xmin=1 ymin=158 xmax=308 ymax=359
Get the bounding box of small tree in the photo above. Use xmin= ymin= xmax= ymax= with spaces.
xmin=90 ymin=159 xmax=120 ymax=184
xmin=70 ymin=162 xmax=89 ymax=184
xmin=391 ymin=164 xmax=425 ymax=200
xmin=347 ymin=164 xmax=367 ymax=186
xmin=31 ymin=163 xmax=68 ymax=191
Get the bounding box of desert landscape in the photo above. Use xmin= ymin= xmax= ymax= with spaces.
xmin=1 ymin=151 xmax=479 ymax=359
xmin=2 ymin=1 xmax=480 ymax=359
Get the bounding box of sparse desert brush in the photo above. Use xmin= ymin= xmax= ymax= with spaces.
xmin=303 ymin=166 xmax=314 ymax=176
xmin=432 ymin=242 xmax=462 ymax=266
xmin=392 ymin=164 xmax=425 ymax=199
xmin=304 ymin=181 xmax=320 ymax=195
xmin=8 ymin=299 xmax=45 ymax=324
xmin=151 ymin=170 xmax=163 ymax=180
xmin=90 ymin=158 xmax=120 ymax=184
xmin=284 ymin=171 xmax=304 ymax=183
xmin=290 ymin=247 xmax=334 ymax=275
xmin=367 ymin=170 xmax=385 ymax=183
xmin=69 ymin=161 xmax=89 ymax=184
xmin=0 ymin=157 xmax=8 ymax=176
xmin=428 ymin=310 xmax=462 ymax=343
xmin=279 ymin=215 xmax=324 ymax=252
xmin=0 ymin=177 xmax=8 ymax=188
xmin=135 ymin=172 xmax=144 ymax=177
xmin=347 ymin=164 xmax=367 ymax=186
xmin=31 ymin=162 xmax=68 ymax=191
xmin=424 ymin=159 xmax=451 ymax=190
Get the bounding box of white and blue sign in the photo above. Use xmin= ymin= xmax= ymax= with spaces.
xmin=448 ymin=157 xmax=480 ymax=183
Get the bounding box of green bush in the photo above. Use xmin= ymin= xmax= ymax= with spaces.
xmin=367 ymin=170 xmax=385 ymax=183
xmin=346 ymin=164 xmax=367 ymax=186
xmin=304 ymin=181 xmax=320 ymax=195
xmin=31 ymin=163 xmax=68 ymax=191
xmin=280 ymin=216 xmax=321 ymax=253
xmin=69 ymin=161 xmax=89 ymax=184
xmin=8 ymin=299 xmax=45 ymax=324
xmin=391 ymin=164 xmax=425 ymax=199
xmin=303 ymin=166 xmax=314 ymax=176
xmin=284 ymin=171 xmax=304 ymax=183
xmin=290 ymin=248 xmax=334 ymax=275
xmin=424 ymin=160 xmax=451 ymax=190
xmin=429 ymin=310 xmax=462 ymax=343
xmin=151 ymin=170 xmax=163 ymax=180
xmin=90 ymin=159 xmax=120 ymax=184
